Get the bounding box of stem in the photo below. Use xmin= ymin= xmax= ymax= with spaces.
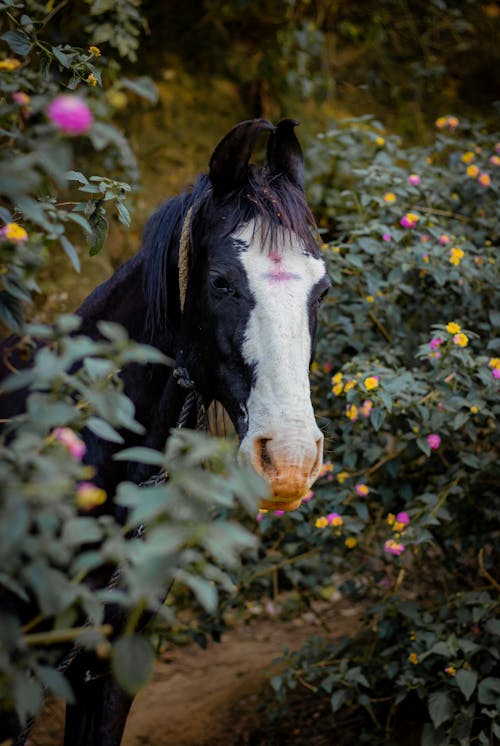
xmin=24 ymin=624 xmax=113 ymax=646
xmin=478 ymin=548 xmax=500 ymax=593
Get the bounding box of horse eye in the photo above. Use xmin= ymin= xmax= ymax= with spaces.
xmin=209 ymin=273 xmax=233 ymax=294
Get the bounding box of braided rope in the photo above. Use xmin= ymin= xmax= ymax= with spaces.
xmin=178 ymin=206 xmax=192 ymax=312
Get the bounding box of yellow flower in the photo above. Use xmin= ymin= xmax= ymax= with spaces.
xmin=346 ymin=404 xmax=358 ymax=421
xmin=387 ymin=513 xmax=395 ymax=526
xmin=446 ymin=322 xmax=461 ymax=334
xmin=445 ymin=666 xmax=457 ymax=676
xmin=107 ymin=90 xmax=128 ymax=109
xmin=461 ymin=151 xmax=475 ymax=164
xmin=345 ymin=537 xmax=357 ymax=549
xmin=315 ymin=516 xmax=328 ymax=528
xmin=337 ymin=471 xmax=349 ymax=484
xmin=466 ymin=164 xmax=480 ymax=178
xmin=1 ymin=222 xmax=28 ymax=242
xmin=423 ymin=254 xmax=429 ymax=264
xmin=332 ymin=372 xmax=343 ymax=384
xmin=447 ymin=116 xmax=459 ymax=129
xmin=364 ymin=376 xmax=379 ymax=391
xmin=76 ymin=482 xmax=107 ymax=510
xmin=332 ymin=382 xmax=344 ymax=396
xmin=408 ymin=653 xmax=419 ymax=665
xmin=470 ymin=406 xmax=479 ymax=414
xmin=435 ymin=116 xmax=447 ymax=129
xmin=393 ymin=521 xmax=406 ymax=532
xmin=375 ymin=136 xmax=385 ymax=146
xmin=310 ymin=361 xmax=319 ymax=373
xmin=383 ymin=192 xmax=396 ymax=203
xmin=87 ymin=73 xmax=98 ymax=86
xmin=488 ymin=358 xmax=500 ymax=369
xmin=344 ymin=380 xmax=357 ymax=393
xmin=478 ymin=173 xmax=491 ymax=187
xmin=453 ymin=333 xmax=468 ymax=347
xmin=365 ymin=295 xmax=374 ymax=303
xmin=89 ymin=45 xmax=101 ymax=56
xmin=449 ymin=247 xmax=464 ymax=266
xmin=0 ymin=58 xmax=22 ymax=71
xmin=331 ymin=246 xmax=340 ymax=254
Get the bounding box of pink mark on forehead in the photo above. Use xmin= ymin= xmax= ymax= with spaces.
xmin=264 ymin=253 xmax=300 ymax=283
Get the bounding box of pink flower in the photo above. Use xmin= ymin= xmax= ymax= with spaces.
xmin=407 ymin=174 xmax=421 ymax=186
xmin=355 ymin=483 xmax=369 ymax=497
xmin=323 ymin=361 xmax=333 ymax=373
xmin=327 ymin=512 xmax=343 ymax=527
xmin=384 ymin=539 xmax=405 ymax=556
xmin=429 ymin=337 xmax=444 ymax=351
xmin=382 ymin=233 xmax=391 ymax=242
xmin=427 ymin=433 xmax=441 ymax=450
xmin=53 ymin=427 xmax=86 ymax=460
xmin=492 ymin=368 xmax=500 ymax=380
xmin=396 ymin=511 xmax=410 ymax=526
xmin=360 ymin=399 xmax=373 ymax=418
xmin=400 ymin=213 xmax=419 ymax=229
xmin=439 ymin=234 xmax=451 ymax=246
xmin=47 ymin=95 xmax=93 ymax=135
xmin=274 ymin=510 xmax=285 ymax=517
xmin=303 ymin=490 xmax=314 ymax=502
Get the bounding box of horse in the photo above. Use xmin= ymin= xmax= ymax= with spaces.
xmin=0 ymin=118 xmax=330 ymax=745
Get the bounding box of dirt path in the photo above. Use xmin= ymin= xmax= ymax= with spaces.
xmin=29 ymin=603 xmax=360 ymax=746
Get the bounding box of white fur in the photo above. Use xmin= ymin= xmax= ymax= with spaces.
xmin=237 ymin=220 xmax=325 ymax=489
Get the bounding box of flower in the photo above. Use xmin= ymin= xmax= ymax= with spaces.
xmin=303 ymin=490 xmax=314 ymax=502
xmin=0 ymin=223 xmax=28 ymax=243
xmin=382 ymin=233 xmax=391 ymax=242
xmin=394 ymin=511 xmax=410 ymax=532
xmin=400 ymin=212 xmax=420 ymax=228
xmin=446 ymin=322 xmax=461 ymax=334
xmin=345 ymin=537 xmax=357 ymax=549
xmin=423 ymin=254 xmax=429 ymax=264
xmin=0 ymin=58 xmax=22 ymax=71
xmin=447 ymin=116 xmax=459 ymax=129
xmin=375 ymin=136 xmax=385 ymax=146
xmin=429 ymin=337 xmax=444 ymax=351
xmin=439 ymin=234 xmax=451 ymax=246
xmin=346 ymin=404 xmax=358 ymax=422
xmin=435 ymin=115 xmax=458 ymax=130
xmin=470 ymin=405 xmax=479 ymax=414
xmin=407 ymin=174 xmax=421 ymax=185
xmin=337 ymin=471 xmax=349 ymax=484
xmin=323 ymin=361 xmax=333 ymax=373
xmin=360 ymin=399 xmax=373 ymax=418
xmin=449 ymin=247 xmax=464 ymax=266
xmin=466 ymin=164 xmax=480 ymax=178
xmin=274 ymin=510 xmax=285 ymax=517
xmin=86 ymin=73 xmax=98 ymax=87
xmin=445 ymin=666 xmax=457 ymax=676
xmin=76 ymin=482 xmax=107 ymax=510
xmin=453 ymin=333 xmax=468 ymax=347
xmin=478 ymin=172 xmax=491 ymax=187
xmin=47 ymin=95 xmax=93 ymax=135
xmin=461 ymin=152 xmax=475 ymax=164
xmin=427 ymin=433 xmax=441 ymax=450
xmin=53 ymin=427 xmax=87 ymax=460
xmin=365 ymin=295 xmax=374 ymax=303
xmin=387 ymin=513 xmax=395 ymax=526
xmin=12 ymin=91 xmax=30 ymax=107
xmin=435 ymin=116 xmax=447 ymax=129
xmin=364 ymin=376 xmax=379 ymax=391
xmin=344 ymin=380 xmax=357 ymax=393
xmin=327 ymin=512 xmax=343 ymax=527
xmin=488 ymin=358 xmax=500 ymax=369
xmin=315 ymin=516 xmax=328 ymax=528
xmin=89 ymin=45 xmax=101 ymax=56
xmin=384 ymin=539 xmax=405 ymax=556
xmin=492 ymin=368 xmax=500 ymax=380
xmin=332 ymin=381 xmax=343 ymax=396
xmin=408 ymin=652 xmax=419 ymax=665
xmin=355 ymin=483 xmax=369 ymax=497
xmin=320 ymin=461 xmax=334 ymax=478
xmin=383 ymin=192 xmax=396 ymax=203
xmin=490 ymin=155 xmax=500 ymax=167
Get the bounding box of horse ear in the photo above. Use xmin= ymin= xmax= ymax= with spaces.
xmin=209 ymin=119 xmax=275 ymax=195
xmin=266 ymin=118 xmax=304 ymax=190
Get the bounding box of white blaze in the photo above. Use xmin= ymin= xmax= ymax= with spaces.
xmin=237 ymin=220 xmax=326 ymax=503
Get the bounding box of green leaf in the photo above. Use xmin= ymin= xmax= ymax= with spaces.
xmin=52 ymin=46 xmax=71 ymax=68
xmin=477 ymin=677 xmax=500 ymax=705
xmin=1 ymin=29 xmax=32 ymax=55
xmin=114 ymin=446 xmax=165 ymax=466
xmin=60 ymin=235 xmax=81 ymax=273
xmin=37 ymin=666 xmax=75 ymax=704
xmin=66 ymin=170 xmax=89 ymax=185
xmin=485 ymin=619 xmax=500 ymax=636
xmin=62 ymin=518 xmax=103 ymax=547
xmin=428 ymin=690 xmax=453 ymax=728
xmin=88 ymin=212 xmax=109 ymax=255
xmin=0 ymin=290 xmax=24 ymax=332
xmin=86 ymin=416 xmax=124 ymax=444
xmin=13 ymin=672 xmax=43 ymax=725
xmin=111 ymin=635 xmax=154 ymax=696
xmin=455 ymin=669 xmax=478 ymax=701
xmin=330 ymin=688 xmax=347 ymax=712
xmin=121 ymin=76 xmax=158 ymax=103
xmin=181 ymin=573 xmax=218 ymax=613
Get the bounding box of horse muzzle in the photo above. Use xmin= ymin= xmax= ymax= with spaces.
xmin=247 ymin=431 xmax=323 ymax=512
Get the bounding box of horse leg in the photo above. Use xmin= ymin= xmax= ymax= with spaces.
xmin=64 ymin=671 xmax=132 ymax=746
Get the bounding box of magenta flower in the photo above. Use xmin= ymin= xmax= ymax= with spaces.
xmin=274 ymin=510 xmax=285 ymax=517
xmin=384 ymin=539 xmax=405 ymax=556
xmin=492 ymin=368 xmax=500 ymax=380
xmin=429 ymin=337 xmax=444 ymax=351
xmin=303 ymin=490 xmax=314 ymax=502
xmin=53 ymin=427 xmax=86 ymax=460
xmin=382 ymin=233 xmax=391 ymax=242
xmin=396 ymin=511 xmax=410 ymax=526
xmin=47 ymin=95 xmax=93 ymax=135
xmin=360 ymin=399 xmax=373 ymax=418
xmin=427 ymin=433 xmax=441 ymax=450
xmin=400 ymin=213 xmax=419 ymax=229
xmin=439 ymin=234 xmax=451 ymax=246
xmin=326 ymin=512 xmax=343 ymax=527
xmin=407 ymin=174 xmax=421 ymax=186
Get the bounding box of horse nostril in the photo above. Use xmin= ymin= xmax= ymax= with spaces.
xmin=254 ymin=437 xmax=277 ymax=479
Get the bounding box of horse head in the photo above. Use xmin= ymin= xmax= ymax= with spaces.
xmin=174 ymin=119 xmax=330 ymax=511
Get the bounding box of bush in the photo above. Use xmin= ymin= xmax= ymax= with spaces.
xmin=247 ymin=116 xmax=500 ymax=744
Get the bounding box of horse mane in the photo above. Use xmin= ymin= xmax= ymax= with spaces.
xmin=141 ymin=167 xmax=318 ymax=340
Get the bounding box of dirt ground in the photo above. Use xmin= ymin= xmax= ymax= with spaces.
xmin=29 ymin=603 xmax=361 ymax=746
